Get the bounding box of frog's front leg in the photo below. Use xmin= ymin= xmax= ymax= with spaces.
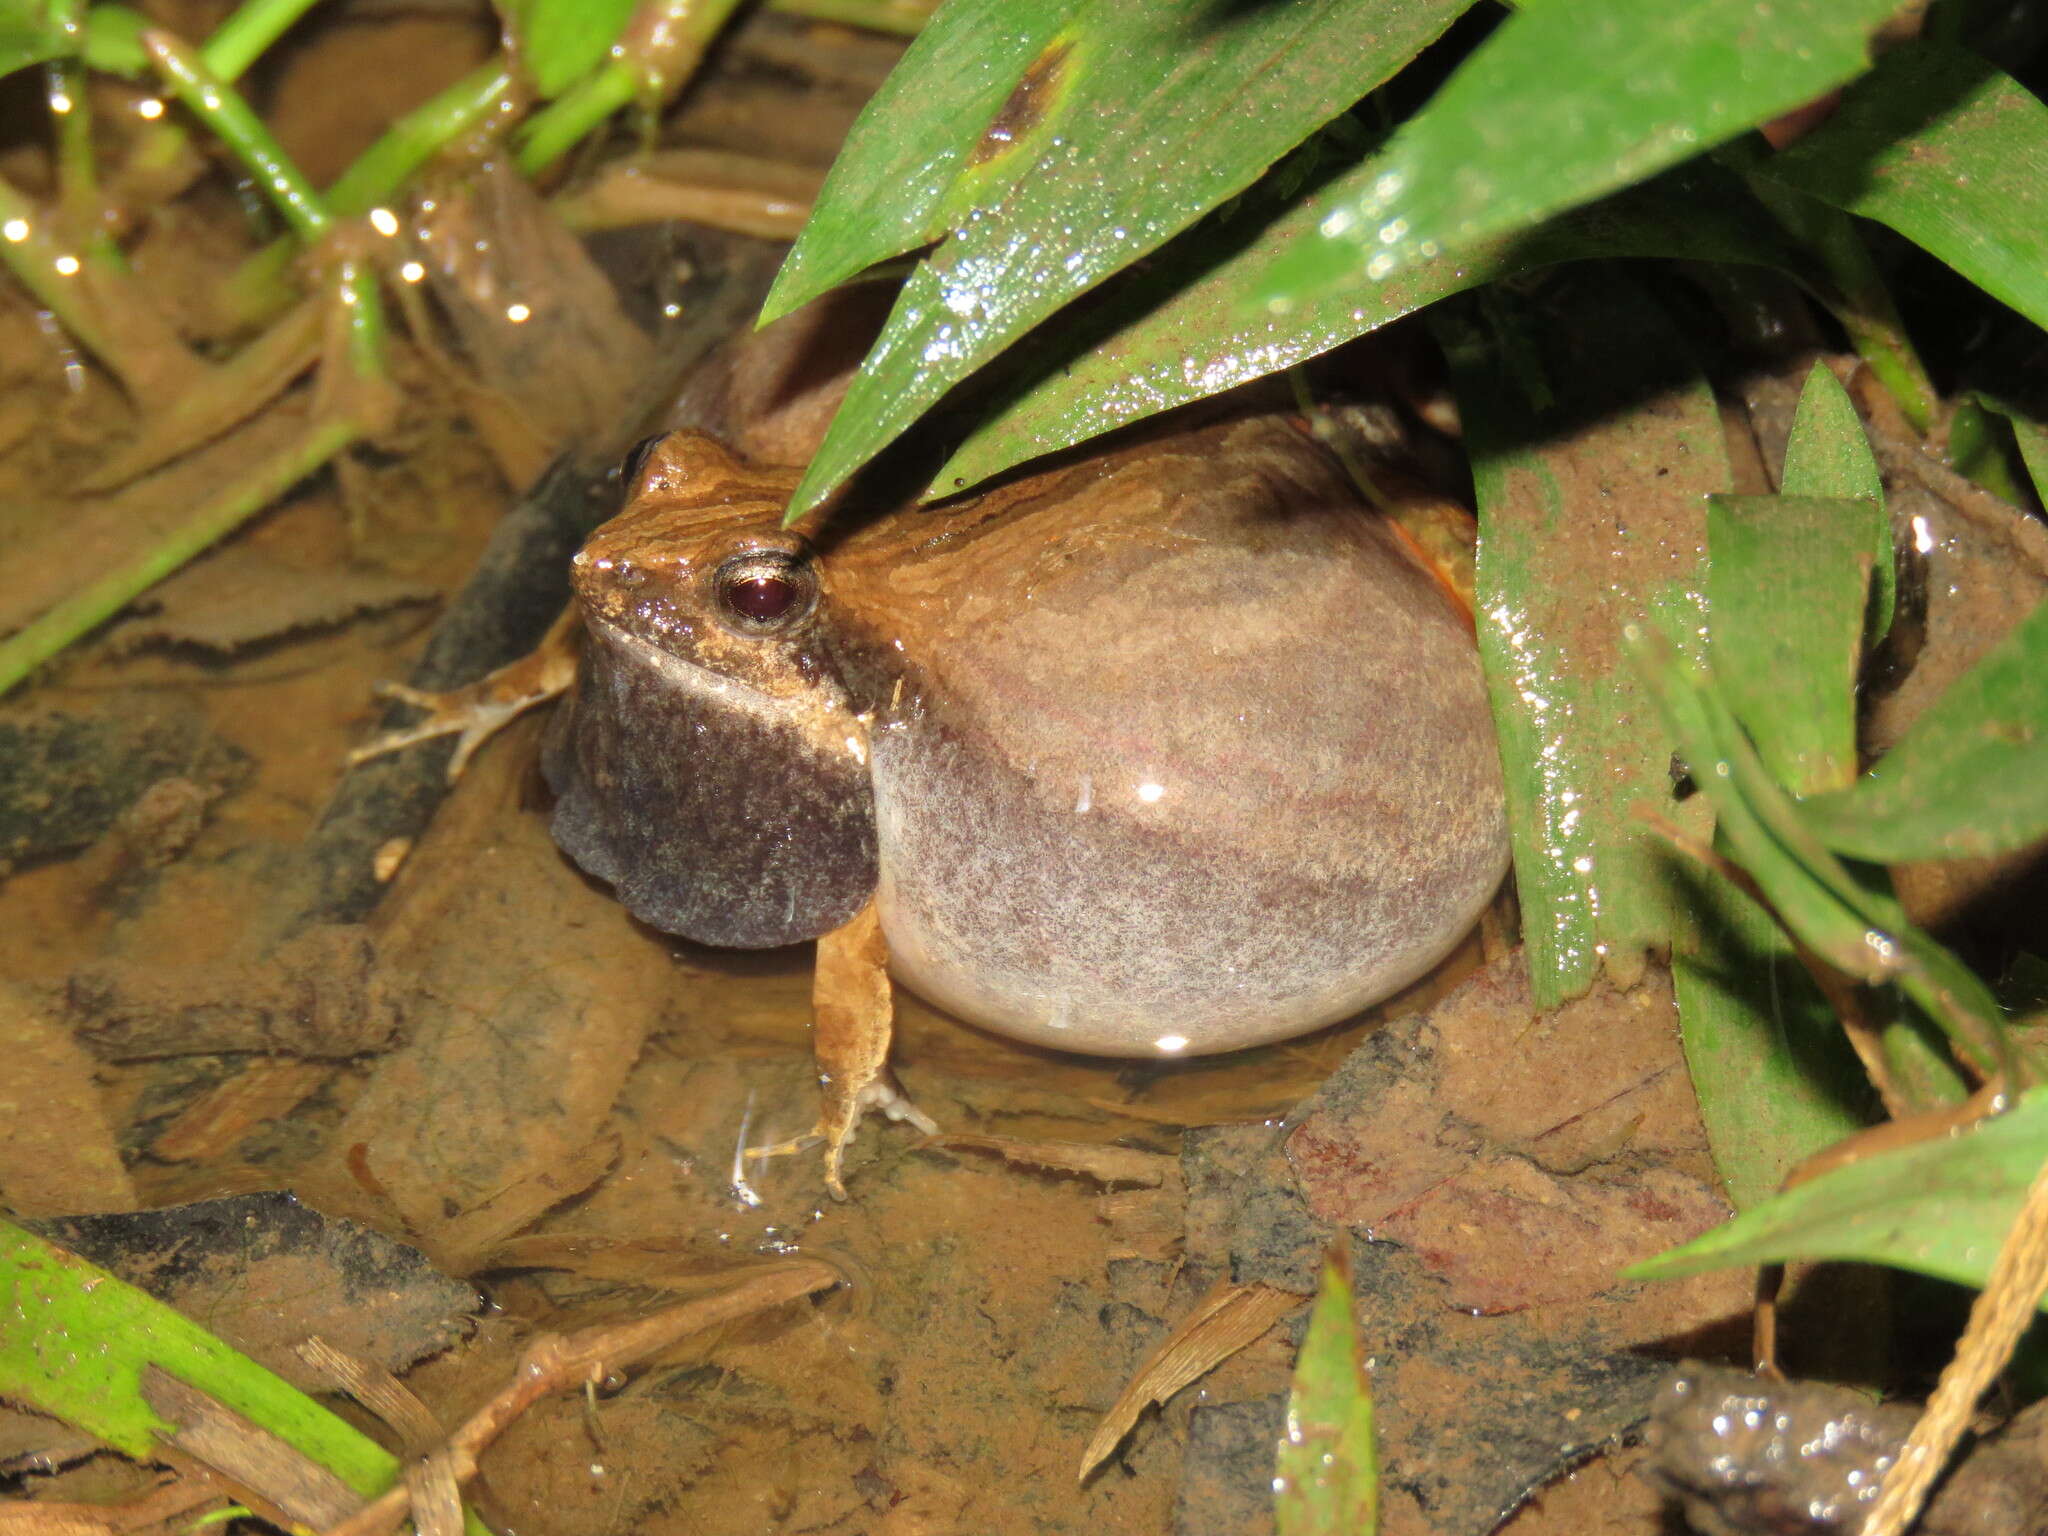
xmin=751 ymin=897 xmax=937 ymax=1199
xmin=349 ymin=604 xmax=582 ymax=780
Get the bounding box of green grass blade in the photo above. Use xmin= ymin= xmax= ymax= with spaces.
xmin=783 ymin=0 xmax=1472 ymax=519
xmin=0 ymin=1218 xmax=399 ymax=1488
xmin=1274 ymin=1249 xmax=1377 ymax=1536
xmin=1708 ymin=495 xmax=1875 ymax=795
xmin=1629 ymin=627 xmax=2017 ymax=1086
xmin=503 ymin=0 xmax=635 ymax=98
xmin=1254 ymin=0 xmax=1899 ymax=312
xmin=1677 ymin=490 xmax=1885 ymax=1207
xmin=1758 ymin=42 xmax=2048 ymax=337
xmin=0 ymin=8 xmax=66 ymax=77
xmin=1626 ymin=1085 xmax=2048 ymax=1293
xmin=1799 ymin=596 xmax=2048 ymax=863
xmin=761 ymin=0 xmax=1076 ymax=324
xmin=1778 ymin=362 xmax=1891 ymax=642
xmin=1439 ymin=273 xmax=1720 ymax=1007
xmin=935 ymin=159 xmax=1802 ymax=496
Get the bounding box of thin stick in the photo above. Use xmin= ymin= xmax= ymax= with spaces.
xmin=319 ymin=1262 xmax=839 ymax=1536
xmin=1860 ymin=1151 xmax=2048 ymax=1536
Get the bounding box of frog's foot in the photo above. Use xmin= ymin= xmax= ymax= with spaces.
xmin=746 ymin=1074 xmax=938 ymax=1201
xmin=348 ymin=608 xmax=580 ymax=781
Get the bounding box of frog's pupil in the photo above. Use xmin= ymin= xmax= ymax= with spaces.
xmin=726 ymin=574 xmax=796 ymax=621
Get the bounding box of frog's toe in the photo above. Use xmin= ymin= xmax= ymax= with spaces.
xmin=746 ymin=1076 xmax=937 ymax=1200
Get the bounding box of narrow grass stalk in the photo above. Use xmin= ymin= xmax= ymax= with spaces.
xmin=222 ymin=61 xmax=516 ymax=328
xmin=141 ymin=27 xmax=329 ymax=240
xmin=0 ymin=417 xmax=361 ymax=700
xmin=516 ymin=0 xmax=748 ymax=178
xmin=199 ymin=0 xmax=324 ymax=79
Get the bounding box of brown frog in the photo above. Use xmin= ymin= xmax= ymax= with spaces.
xmin=368 ymin=299 xmax=1509 ymax=1194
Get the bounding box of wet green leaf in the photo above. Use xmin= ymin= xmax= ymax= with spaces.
xmin=1440 ymin=272 xmax=1719 ymax=1007
xmin=0 ymin=1219 xmax=498 ymax=1530
xmin=79 ymin=5 xmax=146 ymax=77
xmin=1254 ymin=0 xmax=1899 ymax=313
xmin=1708 ymin=495 xmax=1874 ymax=796
xmin=1778 ymin=363 xmax=1891 ymax=643
xmin=1799 ymin=596 xmax=2048 ymax=863
xmin=1626 ymin=1085 xmax=2048 ymax=1295
xmin=0 ymin=6 xmax=65 ymax=78
xmin=503 ymin=0 xmax=636 ymax=98
xmin=1758 ymin=42 xmax=2048 ymax=337
xmin=1274 ymin=1249 xmax=1377 ymax=1536
xmin=783 ymin=0 xmax=1471 ymax=518
xmin=1630 ymin=626 xmax=2017 ymax=1085
xmin=1677 ymin=488 xmax=1885 ymax=1208
xmin=936 ymin=160 xmax=1803 ymax=496
xmin=761 ymin=0 xmax=1074 ymax=324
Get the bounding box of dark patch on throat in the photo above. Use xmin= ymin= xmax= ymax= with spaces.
xmin=541 ymin=633 xmax=877 ymax=949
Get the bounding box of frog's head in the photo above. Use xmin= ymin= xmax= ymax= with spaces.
xmin=541 ymin=431 xmax=877 ymax=949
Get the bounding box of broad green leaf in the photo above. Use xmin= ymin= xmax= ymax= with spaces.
xmin=1678 ymin=490 xmax=1884 ymax=1207
xmin=1674 ymin=890 xmax=1875 ymax=1210
xmin=1626 ymin=1085 xmax=2048 ymax=1295
xmin=936 ymin=160 xmax=1805 ymax=496
xmin=1799 ymin=596 xmax=2048 ymax=862
xmin=784 ymin=0 xmax=1471 ymax=518
xmin=762 ymin=0 xmax=1074 ymax=324
xmin=0 ymin=1220 xmax=498 ymax=1530
xmin=504 ymin=0 xmax=636 ymax=98
xmin=1778 ymin=363 xmax=1891 ymax=643
xmin=1440 ymin=272 xmax=1718 ymax=1007
xmin=1708 ymin=495 xmax=1875 ymax=796
xmin=1274 ymin=1250 xmax=1377 ymax=1536
xmin=1759 ymin=42 xmax=2048 ymax=338
xmin=1254 ymin=0 xmax=1900 ymax=312
xmin=1629 ymin=626 xmax=2017 ymax=1085
xmin=0 ymin=6 xmax=66 ymax=78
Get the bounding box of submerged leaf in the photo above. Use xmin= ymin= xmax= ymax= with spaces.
xmin=1274 ymin=1249 xmax=1377 ymax=1536
xmin=1627 ymin=1086 xmax=2048 ymax=1296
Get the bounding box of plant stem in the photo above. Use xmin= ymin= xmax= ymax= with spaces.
xmin=222 ymin=61 xmax=517 ymax=328
xmin=516 ymin=0 xmax=747 ymax=179
xmin=140 ymin=26 xmax=329 ymax=240
xmin=0 ymin=175 xmax=117 ymax=364
xmin=0 ymin=416 xmax=361 ymax=700
xmin=200 ymin=0 xmax=324 ymax=79
xmin=1746 ymin=174 xmax=1939 ymax=436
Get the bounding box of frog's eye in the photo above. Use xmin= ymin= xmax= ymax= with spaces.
xmin=618 ymin=433 xmax=667 ymax=491
xmin=714 ymin=550 xmax=815 ymax=633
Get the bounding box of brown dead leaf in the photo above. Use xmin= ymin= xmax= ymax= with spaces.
xmin=110 ymin=547 xmax=433 ymax=656
xmin=1078 ymin=1279 xmax=1302 ymax=1480
xmin=926 ymin=1132 xmax=1177 ymax=1188
xmin=149 ymin=1059 xmax=334 ymax=1162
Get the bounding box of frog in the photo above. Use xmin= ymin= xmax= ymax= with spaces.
xmin=361 ymin=293 xmax=1510 ymax=1196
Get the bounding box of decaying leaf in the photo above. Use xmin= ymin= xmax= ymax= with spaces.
xmin=1079 ymin=1280 xmax=1302 ymax=1480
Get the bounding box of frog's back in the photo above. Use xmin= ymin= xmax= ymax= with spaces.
xmin=839 ymin=412 xmax=1507 ymax=1056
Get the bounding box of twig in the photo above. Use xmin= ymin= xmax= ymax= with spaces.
xmin=319 ymin=1261 xmax=839 ymax=1536
xmin=1860 ymin=1149 xmax=2048 ymax=1536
